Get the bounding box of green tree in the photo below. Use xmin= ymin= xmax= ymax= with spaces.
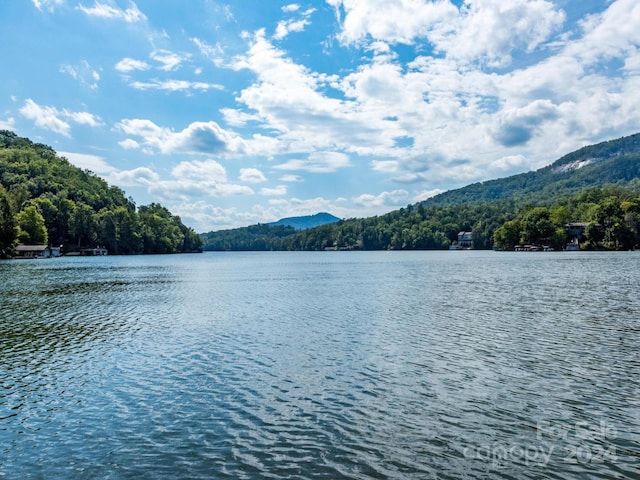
xmin=493 ymin=219 xmax=521 ymax=250
xmin=138 ymin=203 xmax=184 ymax=254
xmin=550 ymin=205 xmax=572 ymax=226
xmin=179 ymin=222 xmax=203 ymax=252
xmin=30 ymin=196 xmax=59 ymax=244
xmin=54 ymin=195 xmax=75 ymax=247
xmin=519 ymin=207 xmax=559 ymax=246
xmin=69 ymin=202 xmax=97 ymax=246
xmin=0 ymin=186 xmax=16 ymax=256
xmin=622 ymin=200 xmax=640 ymax=248
xmin=15 ymin=205 xmax=48 ymax=245
xmin=7 ymin=183 xmax=30 ymax=214
xmin=584 ymin=222 xmax=604 ymax=248
xmin=595 ymin=197 xmax=628 ymax=249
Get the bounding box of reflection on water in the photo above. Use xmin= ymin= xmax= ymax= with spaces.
xmin=1 ymin=252 xmax=639 ymax=479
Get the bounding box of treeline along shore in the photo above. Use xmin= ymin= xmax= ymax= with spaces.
xmin=3 ymin=130 xmax=640 ymax=257
xmin=200 ymin=133 xmax=640 ymax=252
xmin=0 ymin=130 xmax=202 ymax=258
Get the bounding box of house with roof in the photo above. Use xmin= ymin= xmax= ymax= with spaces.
xmin=458 ymin=231 xmax=473 ymax=248
xmin=564 ymin=222 xmax=590 ymax=241
xmin=450 ymin=231 xmax=473 ymax=250
xmin=13 ymin=245 xmax=61 ymax=259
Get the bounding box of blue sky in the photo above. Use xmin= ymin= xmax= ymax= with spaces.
xmin=1 ymin=0 xmax=639 ymax=232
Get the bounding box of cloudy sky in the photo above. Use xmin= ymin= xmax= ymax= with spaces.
xmin=1 ymin=1 xmax=639 ymax=231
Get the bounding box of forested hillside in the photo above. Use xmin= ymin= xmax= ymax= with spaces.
xmin=0 ymin=130 xmax=202 ymax=257
xmin=201 ymin=133 xmax=640 ymax=251
xmin=423 ymin=132 xmax=640 ymax=207
xmin=492 ymin=186 xmax=640 ymax=250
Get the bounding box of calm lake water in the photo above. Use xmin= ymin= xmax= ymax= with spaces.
xmin=1 ymin=251 xmax=639 ymax=479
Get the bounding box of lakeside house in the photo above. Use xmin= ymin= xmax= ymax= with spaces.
xmin=565 ymin=238 xmax=580 ymax=251
xmin=563 ymin=222 xmax=596 ymax=251
xmin=450 ymin=231 xmax=473 ymax=250
xmin=564 ymin=222 xmax=590 ymax=241
xmin=65 ymin=247 xmax=108 ymax=256
xmin=82 ymin=247 xmax=108 ymax=256
xmin=13 ymin=245 xmax=61 ymax=259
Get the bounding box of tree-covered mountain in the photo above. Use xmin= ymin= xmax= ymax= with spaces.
xmin=200 ymin=132 xmax=640 ymax=251
xmin=268 ymin=212 xmax=340 ymax=230
xmin=423 ymin=132 xmax=640 ymax=207
xmin=0 ymin=130 xmax=202 ymax=257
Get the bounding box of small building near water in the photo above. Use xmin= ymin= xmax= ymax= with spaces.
xmin=563 ymin=222 xmax=595 ymax=251
xmin=450 ymin=231 xmax=473 ymax=250
xmin=564 ymin=222 xmax=590 ymax=241
xmin=81 ymin=247 xmax=108 ymax=256
xmin=13 ymin=245 xmax=61 ymax=259
xmin=65 ymin=247 xmax=109 ymax=256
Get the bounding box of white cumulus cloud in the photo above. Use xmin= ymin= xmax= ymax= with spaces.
xmin=150 ymin=49 xmax=188 ymax=71
xmin=19 ymin=99 xmax=102 ymax=137
xmin=116 ymin=119 xmax=246 ymax=155
xmin=239 ymin=168 xmax=267 ymax=183
xmin=260 ymin=185 xmax=287 ymax=196
xmin=32 ymin=0 xmax=63 ymax=12
xmin=330 ymin=0 xmax=565 ymax=67
xmin=59 ymin=151 xmax=117 ymax=174
xmin=128 ymin=79 xmax=223 ymax=93
xmin=282 ymin=4 xmax=300 ymax=13
xmin=0 ymin=117 xmax=15 ymax=130
xmin=172 ymin=159 xmax=228 ymax=182
xmin=115 ymin=58 xmax=151 ymax=72
xmin=108 ymin=167 xmax=161 ymax=187
xmin=77 ymin=1 xmax=146 ymax=22
xmin=353 ymin=189 xmax=409 ymax=208
xmin=274 ymin=151 xmax=351 ymax=173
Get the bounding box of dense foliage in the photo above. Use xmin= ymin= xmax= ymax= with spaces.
xmin=0 ymin=130 xmax=202 ymax=257
xmin=202 ymin=201 xmax=517 ymax=251
xmin=201 ymin=132 xmax=640 ymax=252
xmin=494 ymin=187 xmax=640 ymax=250
xmin=201 ymin=224 xmax=298 ymax=251
xmin=203 ymin=187 xmax=640 ymax=252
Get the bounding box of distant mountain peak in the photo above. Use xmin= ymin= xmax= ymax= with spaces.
xmin=268 ymin=212 xmax=340 ymax=230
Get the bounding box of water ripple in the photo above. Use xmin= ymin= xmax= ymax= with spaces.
xmin=1 ymin=252 xmax=639 ymax=479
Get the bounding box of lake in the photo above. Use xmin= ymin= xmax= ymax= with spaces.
xmin=1 ymin=251 xmax=639 ymax=479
